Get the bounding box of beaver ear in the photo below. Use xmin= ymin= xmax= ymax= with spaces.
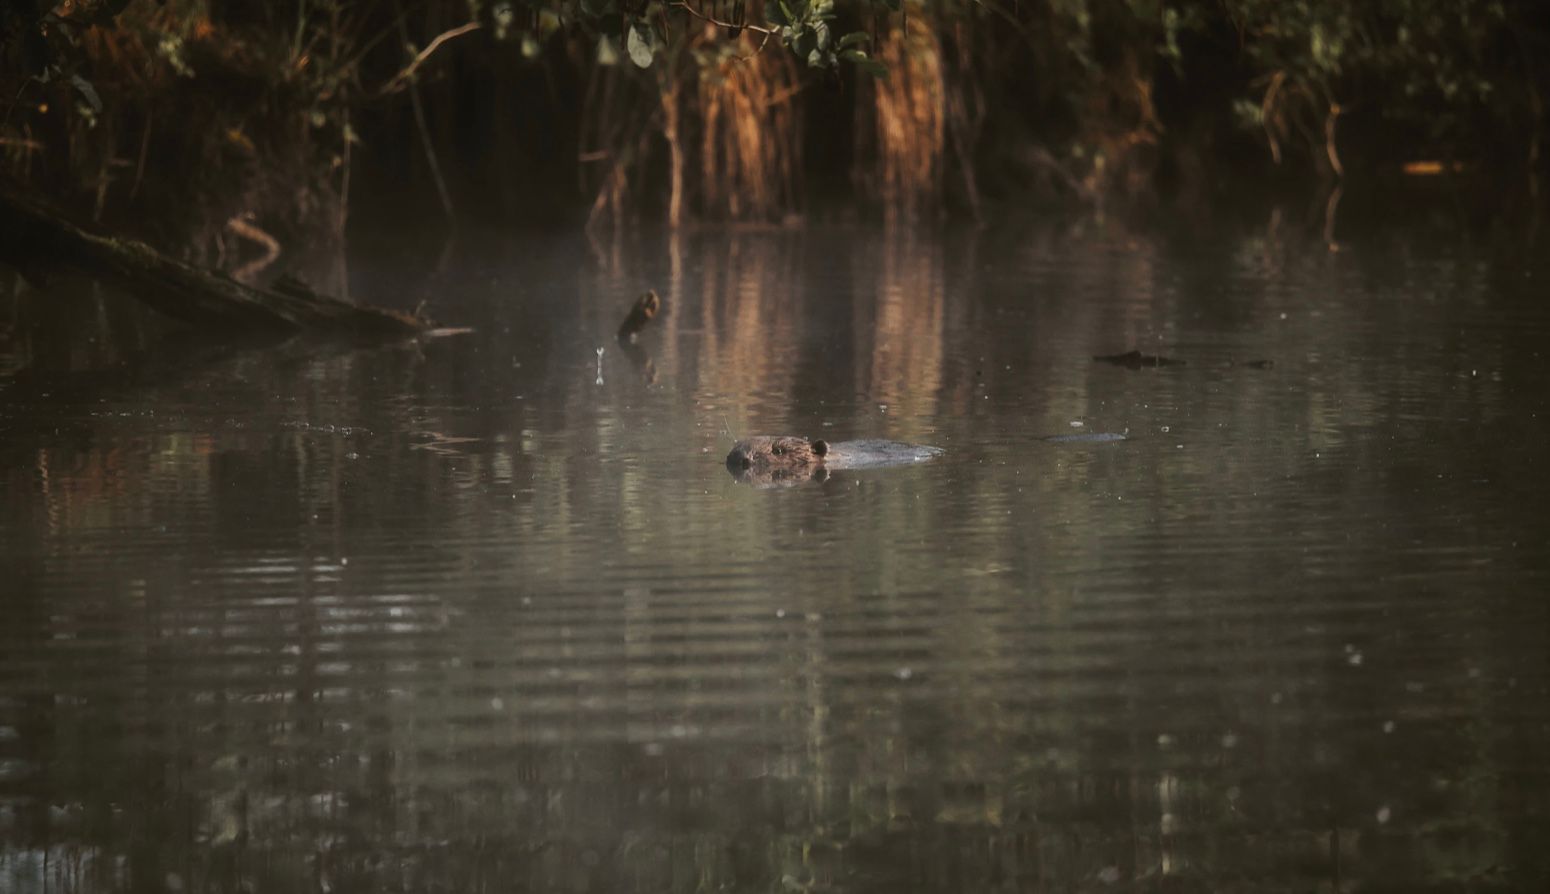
xmin=810 ymin=439 xmax=829 ymax=457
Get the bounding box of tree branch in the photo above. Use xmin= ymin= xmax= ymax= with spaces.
xmin=669 ymin=1 xmax=777 ymax=38
xmin=378 ymin=22 xmax=483 ymax=96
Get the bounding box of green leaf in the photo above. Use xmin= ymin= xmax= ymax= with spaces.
xmin=841 ymin=48 xmax=887 ymax=78
xmin=837 ymin=31 xmax=870 ymax=49
xmin=69 ymin=74 xmax=102 ymax=113
xmin=794 ymin=26 xmax=816 ymax=62
xmin=627 ymin=23 xmax=655 ymax=68
xmin=492 ymin=2 xmax=515 ymax=40
xmin=597 ymin=34 xmax=620 ymax=66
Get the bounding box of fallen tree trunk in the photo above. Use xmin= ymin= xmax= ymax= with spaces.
xmin=0 ymin=187 xmax=426 ymax=338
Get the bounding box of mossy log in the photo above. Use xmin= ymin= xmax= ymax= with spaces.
xmin=0 ymin=188 xmax=426 ymax=338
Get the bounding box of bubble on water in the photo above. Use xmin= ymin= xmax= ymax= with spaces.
xmin=1098 ymin=866 xmax=1122 ymax=884
xmin=490 ymin=697 xmax=504 ymax=711
xmin=1157 ymin=733 xmax=1175 ymax=748
xmin=1377 ymin=806 xmax=1392 ymax=824
xmin=894 ymin=667 xmax=914 ymax=681
xmin=1383 ymin=721 xmax=1395 ymax=734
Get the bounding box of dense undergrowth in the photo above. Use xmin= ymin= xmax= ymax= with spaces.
xmin=1 ymin=0 xmax=1545 ymax=263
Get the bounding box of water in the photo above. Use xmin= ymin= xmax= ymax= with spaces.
xmin=2 ymin=216 xmax=1548 ymax=892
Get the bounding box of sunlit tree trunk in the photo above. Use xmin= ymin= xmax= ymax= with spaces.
xmin=661 ymin=74 xmax=685 ymax=228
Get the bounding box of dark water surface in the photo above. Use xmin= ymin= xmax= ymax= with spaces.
xmin=2 ymin=217 xmax=1548 ymax=892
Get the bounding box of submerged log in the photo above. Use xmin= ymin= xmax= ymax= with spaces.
xmin=0 ymin=188 xmax=426 ymax=338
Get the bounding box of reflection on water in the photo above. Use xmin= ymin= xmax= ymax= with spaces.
xmin=2 ymin=216 xmax=1548 ymax=892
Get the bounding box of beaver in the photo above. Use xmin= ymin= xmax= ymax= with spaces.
xmin=726 ymin=436 xmax=944 ymax=486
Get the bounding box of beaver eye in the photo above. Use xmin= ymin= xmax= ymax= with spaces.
xmin=772 ymin=445 xmax=785 ymax=455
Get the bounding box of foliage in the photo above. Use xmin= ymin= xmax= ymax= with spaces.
xmin=2 ymin=0 xmax=1545 ymax=234
xmin=1 ymin=0 xmax=135 ymax=116
xmin=459 ymin=0 xmax=882 ymax=73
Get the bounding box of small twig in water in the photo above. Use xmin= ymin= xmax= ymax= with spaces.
xmin=1324 ymin=101 xmax=1344 ymax=178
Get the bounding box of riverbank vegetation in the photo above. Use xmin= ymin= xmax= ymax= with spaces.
xmin=2 ymin=1 xmax=1545 ymax=258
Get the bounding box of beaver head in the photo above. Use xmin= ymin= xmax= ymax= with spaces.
xmin=725 ymin=436 xmax=830 ymax=485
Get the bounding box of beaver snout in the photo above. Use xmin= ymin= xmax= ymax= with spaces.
xmin=726 ymin=446 xmax=754 ymax=471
